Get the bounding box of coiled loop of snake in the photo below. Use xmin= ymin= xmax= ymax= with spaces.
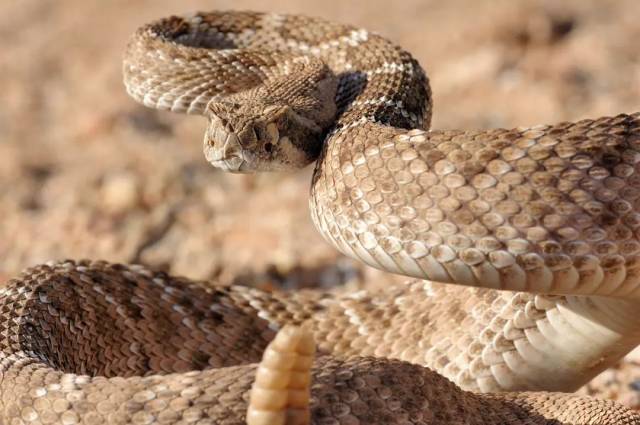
xmin=122 ymin=5 xmax=640 ymax=401
xmin=3 ymin=9 xmax=638 ymax=425
xmin=124 ymin=11 xmax=640 ymax=300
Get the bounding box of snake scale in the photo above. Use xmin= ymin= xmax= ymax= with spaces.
xmin=1 ymin=9 xmax=640 ymax=424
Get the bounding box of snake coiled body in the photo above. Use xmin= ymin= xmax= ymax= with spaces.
xmin=1 ymin=10 xmax=640 ymax=424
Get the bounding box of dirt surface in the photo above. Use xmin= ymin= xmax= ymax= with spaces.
xmin=1 ymin=0 xmax=639 ymax=408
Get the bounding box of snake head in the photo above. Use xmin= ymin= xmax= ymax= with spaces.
xmin=203 ymin=67 xmax=338 ymax=173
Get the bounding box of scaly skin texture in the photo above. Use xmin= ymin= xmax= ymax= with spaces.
xmin=1 ymin=9 xmax=630 ymax=424
xmin=1 ymin=260 xmax=639 ymax=424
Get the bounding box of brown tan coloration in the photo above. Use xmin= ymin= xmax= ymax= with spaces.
xmin=313 ymin=117 xmax=640 ymax=298
xmin=123 ymin=11 xmax=640 ymax=299
xmin=1 ymin=260 xmax=639 ymax=424
xmin=203 ymin=57 xmax=337 ymax=173
xmin=51 ymin=8 xmax=631 ymax=424
xmin=247 ymin=325 xmax=314 ymax=425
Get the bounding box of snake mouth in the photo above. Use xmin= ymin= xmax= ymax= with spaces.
xmin=208 ymin=157 xmax=250 ymax=173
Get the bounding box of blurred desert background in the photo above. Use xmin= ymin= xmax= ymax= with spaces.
xmin=1 ymin=0 xmax=639 ymax=408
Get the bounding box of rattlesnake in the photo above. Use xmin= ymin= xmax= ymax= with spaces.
xmin=1 ymin=9 xmax=639 ymax=425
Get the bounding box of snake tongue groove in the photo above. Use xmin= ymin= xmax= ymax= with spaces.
xmin=2 ymin=9 xmax=639 ymax=425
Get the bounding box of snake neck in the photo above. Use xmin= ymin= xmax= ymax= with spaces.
xmin=324 ymin=34 xmax=432 ymax=132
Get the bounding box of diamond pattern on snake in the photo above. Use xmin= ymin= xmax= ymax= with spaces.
xmin=1 ymin=10 xmax=639 ymax=425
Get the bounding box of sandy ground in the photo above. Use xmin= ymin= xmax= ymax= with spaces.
xmin=1 ymin=0 xmax=639 ymax=409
